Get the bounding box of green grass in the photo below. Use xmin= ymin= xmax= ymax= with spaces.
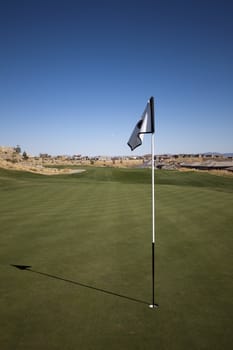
xmin=0 ymin=167 xmax=232 ymax=349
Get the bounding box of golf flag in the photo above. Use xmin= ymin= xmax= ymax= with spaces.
xmin=127 ymin=96 xmax=158 ymax=309
xmin=127 ymin=97 xmax=155 ymax=151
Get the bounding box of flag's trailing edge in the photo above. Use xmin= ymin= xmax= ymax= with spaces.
xmin=127 ymin=97 xmax=155 ymax=151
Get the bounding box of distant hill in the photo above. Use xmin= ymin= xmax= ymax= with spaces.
xmin=203 ymin=152 xmax=233 ymax=157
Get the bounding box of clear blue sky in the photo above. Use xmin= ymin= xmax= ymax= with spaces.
xmin=0 ymin=0 xmax=232 ymax=156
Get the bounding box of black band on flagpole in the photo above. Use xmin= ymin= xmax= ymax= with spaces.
xmin=152 ymin=242 xmax=155 ymax=305
xmin=149 ymin=242 xmax=158 ymax=309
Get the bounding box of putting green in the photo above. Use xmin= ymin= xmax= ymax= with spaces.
xmin=0 ymin=167 xmax=232 ymax=349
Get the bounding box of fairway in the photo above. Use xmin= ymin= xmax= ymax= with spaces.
xmin=0 ymin=167 xmax=232 ymax=349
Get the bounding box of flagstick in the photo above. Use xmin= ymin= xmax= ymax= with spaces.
xmin=127 ymin=95 xmax=158 ymax=309
xmin=149 ymin=100 xmax=158 ymax=309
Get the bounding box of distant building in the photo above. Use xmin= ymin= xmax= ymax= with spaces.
xmin=39 ymin=153 xmax=51 ymax=159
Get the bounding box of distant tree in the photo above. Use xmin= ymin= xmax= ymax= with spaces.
xmin=22 ymin=151 xmax=28 ymax=160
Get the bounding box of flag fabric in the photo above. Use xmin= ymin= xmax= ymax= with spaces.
xmin=127 ymin=98 xmax=154 ymax=151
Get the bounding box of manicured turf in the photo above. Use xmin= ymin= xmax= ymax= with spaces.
xmin=0 ymin=167 xmax=232 ymax=349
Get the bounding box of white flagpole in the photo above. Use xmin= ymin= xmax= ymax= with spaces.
xmin=149 ymin=97 xmax=158 ymax=309
xmin=152 ymin=132 xmax=155 ymax=245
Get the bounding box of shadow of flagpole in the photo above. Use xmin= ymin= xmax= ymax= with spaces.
xmin=11 ymin=265 xmax=149 ymax=306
